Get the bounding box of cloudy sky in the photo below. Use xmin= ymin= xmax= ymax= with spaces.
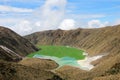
xmin=0 ymin=0 xmax=120 ymax=35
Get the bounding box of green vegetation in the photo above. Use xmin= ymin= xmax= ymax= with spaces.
xmin=28 ymin=45 xmax=85 ymax=60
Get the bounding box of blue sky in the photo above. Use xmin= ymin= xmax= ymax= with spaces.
xmin=0 ymin=0 xmax=120 ymax=35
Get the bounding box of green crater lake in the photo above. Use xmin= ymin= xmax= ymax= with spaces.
xmin=28 ymin=45 xmax=85 ymax=68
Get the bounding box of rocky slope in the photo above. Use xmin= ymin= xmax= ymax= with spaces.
xmin=25 ymin=25 xmax=120 ymax=80
xmin=0 ymin=26 xmax=38 ymax=61
xmin=0 ymin=26 xmax=63 ymax=80
xmin=0 ymin=46 xmax=22 ymax=61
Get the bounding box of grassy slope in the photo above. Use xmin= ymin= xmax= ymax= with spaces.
xmin=28 ymin=45 xmax=85 ymax=60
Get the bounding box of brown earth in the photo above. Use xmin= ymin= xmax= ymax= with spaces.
xmin=0 ymin=59 xmax=63 ymax=80
xmin=93 ymin=74 xmax=120 ymax=80
xmin=19 ymin=58 xmax=59 ymax=70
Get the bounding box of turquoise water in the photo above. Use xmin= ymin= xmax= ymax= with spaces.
xmin=33 ymin=54 xmax=80 ymax=68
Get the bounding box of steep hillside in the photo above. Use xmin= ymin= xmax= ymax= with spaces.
xmin=25 ymin=25 xmax=120 ymax=80
xmin=0 ymin=26 xmax=64 ymax=80
xmin=25 ymin=25 xmax=120 ymax=56
xmin=0 ymin=59 xmax=63 ymax=80
xmin=0 ymin=26 xmax=38 ymax=61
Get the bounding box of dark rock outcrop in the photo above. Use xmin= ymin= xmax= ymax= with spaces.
xmin=0 ymin=46 xmax=22 ymax=62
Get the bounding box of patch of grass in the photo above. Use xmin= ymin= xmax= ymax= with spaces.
xmin=28 ymin=45 xmax=85 ymax=60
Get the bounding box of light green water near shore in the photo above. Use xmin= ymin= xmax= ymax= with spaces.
xmin=33 ymin=54 xmax=81 ymax=68
xmin=28 ymin=45 xmax=86 ymax=68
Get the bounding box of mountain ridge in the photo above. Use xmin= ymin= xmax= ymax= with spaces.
xmin=0 ymin=26 xmax=39 ymax=61
xmin=25 ymin=25 xmax=120 ymax=56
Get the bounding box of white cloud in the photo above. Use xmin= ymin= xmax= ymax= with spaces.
xmin=114 ymin=19 xmax=120 ymax=25
xmin=88 ymin=20 xmax=109 ymax=28
xmin=35 ymin=21 xmax=41 ymax=27
xmin=11 ymin=20 xmax=43 ymax=35
xmin=67 ymin=14 xmax=106 ymax=19
xmin=0 ymin=18 xmax=21 ymax=25
xmin=0 ymin=0 xmax=67 ymax=35
xmin=0 ymin=5 xmax=33 ymax=13
xmin=59 ymin=19 xmax=76 ymax=30
xmin=36 ymin=0 xmax=67 ymax=30
xmin=12 ymin=20 xmax=32 ymax=35
xmin=0 ymin=18 xmax=25 ymax=29
xmin=0 ymin=18 xmax=41 ymax=36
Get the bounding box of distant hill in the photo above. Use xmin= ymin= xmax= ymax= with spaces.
xmin=25 ymin=25 xmax=120 ymax=56
xmin=0 ymin=26 xmax=38 ymax=61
